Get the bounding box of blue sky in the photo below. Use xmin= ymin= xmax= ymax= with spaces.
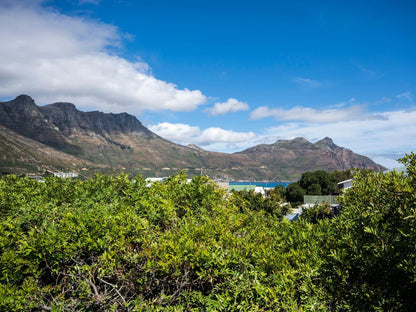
xmin=0 ymin=0 xmax=415 ymax=168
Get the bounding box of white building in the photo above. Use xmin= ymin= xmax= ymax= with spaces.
xmin=337 ymin=179 xmax=353 ymax=190
xmin=53 ymin=172 xmax=79 ymax=179
xmin=254 ymin=186 xmax=266 ymax=196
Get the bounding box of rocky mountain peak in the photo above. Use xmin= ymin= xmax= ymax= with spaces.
xmin=39 ymin=101 xmax=156 ymax=138
xmin=272 ymin=137 xmax=311 ymax=146
xmin=315 ymin=137 xmax=337 ymax=150
xmin=237 ymin=137 xmax=386 ymax=175
xmin=292 ymin=137 xmax=310 ymax=143
xmin=14 ymin=94 xmax=36 ymax=105
xmin=46 ymin=102 xmax=77 ymax=112
xmin=0 ymin=95 xmax=71 ymax=148
xmin=2 ymin=94 xmax=38 ymax=115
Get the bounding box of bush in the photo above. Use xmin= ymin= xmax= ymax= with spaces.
xmin=2 ymin=153 xmax=416 ymax=311
xmin=0 ymin=173 xmax=326 ymax=310
xmin=300 ymin=203 xmax=332 ymax=223
xmin=285 ymin=182 xmax=305 ymax=205
xmin=319 ymin=153 xmax=416 ymax=311
xmin=230 ymin=189 xmax=290 ymax=217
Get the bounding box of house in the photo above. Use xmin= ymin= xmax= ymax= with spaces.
xmin=215 ymin=181 xmax=230 ymax=189
xmin=254 ymin=186 xmax=266 ymax=196
xmin=284 ymin=207 xmax=303 ymax=221
xmin=29 ymin=175 xmax=44 ymax=182
xmin=337 ymin=179 xmax=353 ymax=190
xmin=228 ymin=184 xmax=266 ymax=196
xmin=303 ymin=195 xmax=339 ymax=205
xmin=302 ymin=195 xmax=341 ymax=216
xmin=53 ymin=172 xmax=79 ymax=179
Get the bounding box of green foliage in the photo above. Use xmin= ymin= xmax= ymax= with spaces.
xmin=298 ymin=170 xmax=337 ymax=196
xmin=319 ymin=155 xmax=416 ymax=311
xmin=285 ymin=182 xmax=306 ymax=205
xmin=300 ymin=203 xmax=333 ymax=223
xmin=230 ymin=189 xmax=290 ymax=217
xmin=0 ymin=172 xmax=326 ymax=310
xmin=1 ymin=154 xmax=416 ymax=311
xmin=329 ymin=169 xmax=354 ymax=184
xmin=286 ymin=170 xmax=347 ymax=204
xmin=267 ymin=184 xmax=286 ymax=202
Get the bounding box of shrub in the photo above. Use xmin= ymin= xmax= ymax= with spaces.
xmin=300 ymin=203 xmax=333 ymax=223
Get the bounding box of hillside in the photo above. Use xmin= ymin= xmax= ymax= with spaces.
xmin=0 ymin=95 xmax=386 ymax=180
xmin=236 ymin=137 xmax=385 ymax=179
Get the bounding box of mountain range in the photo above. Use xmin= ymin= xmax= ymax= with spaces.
xmin=0 ymin=95 xmax=386 ymax=180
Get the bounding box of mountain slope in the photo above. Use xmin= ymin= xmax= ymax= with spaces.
xmin=0 ymin=125 xmax=104 ymax=176
xmin=0 ymin=95 xmax=386 ymax=180
xmin=235 ymin=137 xmax=386 ymax=179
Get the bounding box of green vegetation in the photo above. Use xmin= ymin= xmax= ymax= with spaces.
xmin=0 ymin=154 xmax=415 ymax=311
xmin=300 ymin=203 xmax=333 ymax=224
xmin=230 ymin=187 xmax=290 ymax=217
xmin=285 ymin=169 xmax=354 ymax=206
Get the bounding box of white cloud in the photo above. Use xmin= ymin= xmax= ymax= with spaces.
xmin=205 ymin=98 xmax=249 ymax=116
xmin=0 ymin=3 xmax=206 ymax=114
xmin=396 ymin=91 xmax=413 ymax=104
xmin=259 ymin=109 xmax=416 ymax=168
xmin=197 ymin=127 xmax=256 ymax=145
xmin=250 ymin=104 xmax=384 ymax=123
xmin=146 ymin=107 xmax=415 ymax=169
xmin=148 ymin=123 xmax=200 ymax=141
xmin=292 ymin=77 xmax=321 ymax=89
xmin=149 ymin=122 xmax=256 ymax=147
xmin=353 ymin=63 xmax=384 ymax=80
xmin=329 ymin=98 xmax=356 ymax=109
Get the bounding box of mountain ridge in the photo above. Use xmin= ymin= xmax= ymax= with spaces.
xmin=0 ymin=95 xmax=386 ymax=180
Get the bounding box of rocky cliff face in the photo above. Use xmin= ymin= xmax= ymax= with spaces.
xmin=0 ymin=95 xmax=387 ymax=180
xmin=0 ymin=95 xmax=157 ymax=141
xmin=39 ymin=102 xmax=156 ymax=138
xmin=0 ymin=95 xmax=206 ymax=171
xmin=0 ymin=95 xmax=79 ymax=152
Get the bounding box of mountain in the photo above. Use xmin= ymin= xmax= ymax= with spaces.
xmin=0 ymin=95 xmax=386 ymax=180
xmin=236 ymin=137 xmax=386 ymax=179
xmin=0 ymin=125 xmax=103 ymax=176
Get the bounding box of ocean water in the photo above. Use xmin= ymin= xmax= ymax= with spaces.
xmin=229 ymin=181 xmax=292 ymax=188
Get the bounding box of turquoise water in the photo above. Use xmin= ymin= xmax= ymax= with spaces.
xmin=229 ymin=181 xmax=292 ymax=188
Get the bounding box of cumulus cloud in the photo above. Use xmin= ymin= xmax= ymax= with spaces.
xmin=148 ymin=122 xmax=256 ymax=147
xmin=147 ymin=123 xmax=200 ymax=141
xmin=196 ymin=127 xmax=256 ymax=145
xmin=250 ymin=105 xmax=385 ymax=123
xmin=205 ymin=98 xmax=249 ymax=116
xmin=0 ymin=2 xmax=206 ymax=113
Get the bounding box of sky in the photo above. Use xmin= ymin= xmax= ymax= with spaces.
xmin=0 ymin=0 xmax=415 ymax=168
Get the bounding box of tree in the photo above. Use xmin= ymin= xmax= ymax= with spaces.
xmin=300 ymin=202 xmax=332 ymax=223
xmin=231 ymin=189 xmax=290 ymax=217
xmin=285 ymin=182 xmax=306 ymax=205
xmin=329 ymin=169 xmax=354 ymax=184
xmin=315 ymin=170 xmax=336 ymax=195
xmin=298 ymin=170 xmax=337 ymax=196
xmin=299 ymin=172 xmax=320 ymax=193
xmin=319 ymin=153 xmax=416 ymax=311
xmin=266 ymin=184 xmax=286 ymax=202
